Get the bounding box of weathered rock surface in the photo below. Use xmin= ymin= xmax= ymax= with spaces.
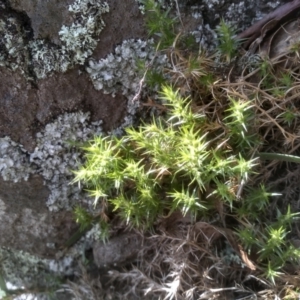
xmin=0 ymin=0 xmax=147 ymax=260
xmin=0 ymin=67 xmax=37 ymax=151
xmin=0 ymin=0 xmax=289 ymax=291
xmin=93 ymin=232 xmax=143 ymax=268
xmin=0 ymin=0 xmax=146 ymax=152
xmin=0 ymin=175 xmax=78 ymax=257
xmin=94 ymin=0 xmax=147 ymax=58
xmin=9 ymin=0 xmax=74 ymax=41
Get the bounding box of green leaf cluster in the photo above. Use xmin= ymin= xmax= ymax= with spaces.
xmin=73 ymin=85 xmax=257 ymax=228
xmin=141 ymin=0 xmax=177 ymax=49
xmin=216 ymin=19 xmax=241 ymax=62
xmin=236 ymin=206 xmax=300 ymax=284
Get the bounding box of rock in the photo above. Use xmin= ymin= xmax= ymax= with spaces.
xmin=94 ymin=0 xmax=147 ymax=58
xmin=8 ymin=0 xmax=73 ymax=42
xmin=36 ymin=67 xmax=128 ymax=132
xmin=0 ymin=175 xmax=78 ymax=258
xmin=0 ymin=67 xmax=37 ymax=151
xmin=93 ymin=232 xmax=143 ymax=268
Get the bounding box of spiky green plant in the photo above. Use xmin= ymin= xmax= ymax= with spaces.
xmin=236 ymin=205 xmax=300 ymax=283
xmin=73 ymin=85 xmax=258 ymax=228
xmin=141 ymin=0 xmax=178 ymax=49
xmin=224 ymin=97 xmax=260 ymax=151
xmin=216 ymin=19 xmax=241 ymax=62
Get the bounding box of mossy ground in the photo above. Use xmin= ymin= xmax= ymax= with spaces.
xmin=66 ymin=2 xmax=300 ymax=300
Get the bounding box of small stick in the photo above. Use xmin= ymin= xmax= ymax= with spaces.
xmin=132 ymin=55 xmax=157 ymax=102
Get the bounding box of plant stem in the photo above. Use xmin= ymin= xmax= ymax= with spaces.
xmin=259 ymin=152 xmax=300 ymax=163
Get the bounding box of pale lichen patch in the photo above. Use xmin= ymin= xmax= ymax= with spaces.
xmin=86 ymin=39 xmax=168 ymax=99
xmin=0 ymin=112 xmax=103 ymax=211
xmin=0 ymin=0 xmax=109 ymax=79
xmin=30 ymin=0 xmax=109 ymax=79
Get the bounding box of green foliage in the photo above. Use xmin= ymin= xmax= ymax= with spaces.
xmin=141 ymin=0 xmax=178 ymax=49
xmin=259 ymin=152 xmax=300 ymax=163
xmin=146 ymin=69 xmax=167 ymax=89
xmin=236 ymin=205 xmax=300 ymax=284
xmin=73 ymin=206 xmax=94 ymax=231
xmin=98 ymin=220 xmax=110 ymax=242
xmin=169 ymin=187 xmax=206 ymax=220
xmin=224 ymin=97 xmax=260 ymax=151
xmin=277 ymin=106 xmax=298 ymax=126
xmin=73 ymin=85 xmax=258 ymax=228
xmin=279 ymin=72 xmax=294 ymax=88
xmin=216 ymin=19 xmax=241 ymax=62
xmin=236 ymin=185 xmax=280 ymax=220
xmin=275 ymin=205 xmax=300 ymax=228
xmin=288 ymin=40 xmax=300 ymax=58
xmin=264 ymin=261 xmax=283 ymax=286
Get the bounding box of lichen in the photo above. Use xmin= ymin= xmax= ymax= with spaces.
xmin=0 ymin=247 xmax=58 ymax=289
xmin=86 ymin=38 xmax=169 ymax=133
xmin=203 ymin=0 xmax=225 ymax=9
xmin=86 ymin=39 xmax=168 ymax=98
xmin=0 ymin=0 xmax=109 ymax=79
xmin=30 ymin=0 xmax=109 ymax=79
xmin=0 ymin=245 xmax=81 ymax=293
xmin=0 ymin=222 xmax=101 ymax=291
xmin=0 ymin=16 xmax=29 ymax=74
xmin=0 ymin=38 xmax=170 ymax=211
xmin=0 ymin=111 xmax=107 ymax=291
xmin=0 ymin=111 xmax=103 ymax=211
xmin=0 ymin=137 xmax=32 ymax=182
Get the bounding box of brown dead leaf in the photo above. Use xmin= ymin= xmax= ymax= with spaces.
xmin=238 ymin=244 xmax=256 ymax=271
xmin=259 ymin=19 xmax=300 ymax=59
xmin=223 ymin=227 xmax=256 ymax=271
xmin=238 ymin=0 xmax=300 ymax=49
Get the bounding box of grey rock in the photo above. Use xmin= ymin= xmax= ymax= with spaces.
xmin=93 ymin=232 xmax=143 ymax=268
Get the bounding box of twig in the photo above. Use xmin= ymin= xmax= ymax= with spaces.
xmin=132 ymin=55 xmax=157 ymax=102
xmin=174 ymin=0 xmax=184 ymax=29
